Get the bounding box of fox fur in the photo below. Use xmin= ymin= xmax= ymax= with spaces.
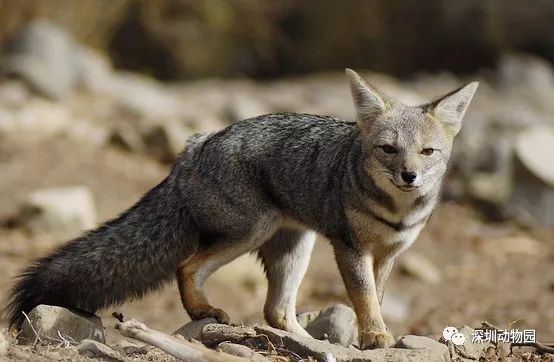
xmin=5 ymin=69 xmax=477 ymax=349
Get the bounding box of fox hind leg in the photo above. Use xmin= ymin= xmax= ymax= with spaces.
xmin=177 ymin=248 xmax=232 ymax=323
xmin=177 ymin=211 xmax=281 ymax=323
xmin=258 ymin=228 xmax=315 ymax=337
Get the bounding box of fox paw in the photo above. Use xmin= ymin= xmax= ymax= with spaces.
xmin=190 ymin=305 xmax=230 ymax=324
xmin=360 ymin=330 xmax=395 ymax=349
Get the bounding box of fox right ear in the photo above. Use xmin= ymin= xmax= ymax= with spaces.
xmin=345 ymin=68 xmax=386 ymax=122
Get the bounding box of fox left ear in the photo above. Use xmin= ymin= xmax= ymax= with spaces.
xmin=429 ymin=81 xmax=479 ymax=135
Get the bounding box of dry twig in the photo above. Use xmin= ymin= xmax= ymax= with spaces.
xmin=116 ymin=319 xmax=248 ymax=362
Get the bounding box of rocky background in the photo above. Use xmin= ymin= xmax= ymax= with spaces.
xmin=0 ymin=1 xmax=553 ymax=361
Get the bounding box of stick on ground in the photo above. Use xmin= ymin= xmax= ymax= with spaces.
xmin=115 ymin=319 xmax=248 ymax=362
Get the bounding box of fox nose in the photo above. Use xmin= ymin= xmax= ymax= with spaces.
xmin=401 ymin=171 xmax=417 ymax=184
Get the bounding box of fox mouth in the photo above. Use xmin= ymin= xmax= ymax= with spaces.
xmin=398 ymin=185 xmax=418 ymax=192
xmin=389 ymin=179 xmax=419 ymax=192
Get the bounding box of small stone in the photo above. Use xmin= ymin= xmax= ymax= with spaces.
xmin=297 ymin=310 xmax=321 ymax=328
xmin=217 ymin=342 xmax=269 ymax=362
xmin=398 ymin=252 xmax=442 ymax=284
xmin=173 ymin=318 xmax=217 ymax=341
xmin=395 ymin=335 xmax=449 ymax=360
xmin=201 ymin=324 xmax=256 ymax=347
xmin=111 ymin=339 xmax=152 ymax=355
xmin=19 ymin=305 xmax=105 ymax=345
xmin=297 ymin=304 xmax=358 ymax=347
xmin=77 ymin=339 xmax=126 ymax=361
xmin=19 ymin=186 xmax=97 ymax=238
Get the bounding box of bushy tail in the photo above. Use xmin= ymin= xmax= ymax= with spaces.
xmin=5 ymin=175 xmax=198 ymax=328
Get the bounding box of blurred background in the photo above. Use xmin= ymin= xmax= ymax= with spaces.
xmin=0 ymin=0 xmax=552 ymax=354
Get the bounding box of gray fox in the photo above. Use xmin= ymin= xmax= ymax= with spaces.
xmin=5 ymin=69 xmax=478 ymax=349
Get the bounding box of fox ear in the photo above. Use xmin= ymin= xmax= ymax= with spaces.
xmin=430 ymin=81 xmax=479 ymax=135
xmin=345 ymin=68 xmax=386 ymax=122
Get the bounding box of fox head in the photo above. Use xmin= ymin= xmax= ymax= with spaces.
xmin=345 ymin=68 xmax=478 ymax=196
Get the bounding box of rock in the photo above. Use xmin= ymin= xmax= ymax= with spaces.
xmin=109 ymin=123 xmax=145 ymax=153
xmin=19 ymin=186 xmax=97 ymax=238
xmin=514 ymin=126 xmax=554 ymax=185
xmin=0 ymin=98 xmax=71 ymax=136
xmin=217 ymin=342 xmax=269 ymax=362
xmin=173 ymin=318 xmax=217 ymax=341
xmin=2 ymin=20 xmax=78 ymax=99
xmin=77 ymin=339 xmax=127 ymax=361
xmin=111 ymin=339 xmax=152 ymax=355
xmin=398 ymin=252 xmax=442 ymax=284
xmin=254 ymin=325 xmax=445 ymax=362
xmin=65 ymin=119 xmax=110 ymax=147
xmin=143 ymin=120 xmax=191 ymax=162
xmin=201 ymin=324 xmax=257 ymax=347
xmin=467 ymin=172 xmax=512 ymax=205
xmin=446 ymin=325 xmax=493 ymax=361
xmin=74 ymin=46 xmax=113 ymax=94
xmin=0 ymin=80 xmax=30 ymax=109
xmin=0 ymin=331 xmax=8 ymax=357
xmin=395 ymin=335 xmax=449 ymax=361
xmin=109 ymin=73 xmax=184 ymax=119
xmin=2 ymin=20 xmax=115 ymax=99
xmin=297 ymin=304 xmax=358 ymax=347
xmin=509 ymin=126 xmax=554 ymax=227
xmin=298 ymin=300 xmax=408 ymax=346
xmin=478 ymin=235 xmax=544 ymax=256
xmin=19 ymin=305 xmax=105 ymax=345
xmin=226 ymin=92 xmax=270 ymax=122
xmin=497 ymin=53 xmax=554 ymax=109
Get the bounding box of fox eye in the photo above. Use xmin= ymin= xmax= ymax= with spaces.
xmin=421 ymin=148 xmax=434 ymax=156
xmin=381 ymin=145 xmax=398 ymax=154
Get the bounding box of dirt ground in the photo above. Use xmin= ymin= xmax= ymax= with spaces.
xmin=0 ymin=132 xmax=553 ymax=359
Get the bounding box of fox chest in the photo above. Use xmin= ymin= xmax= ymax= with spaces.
xmin=346 ymin=206 xmax=430 ymax=250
